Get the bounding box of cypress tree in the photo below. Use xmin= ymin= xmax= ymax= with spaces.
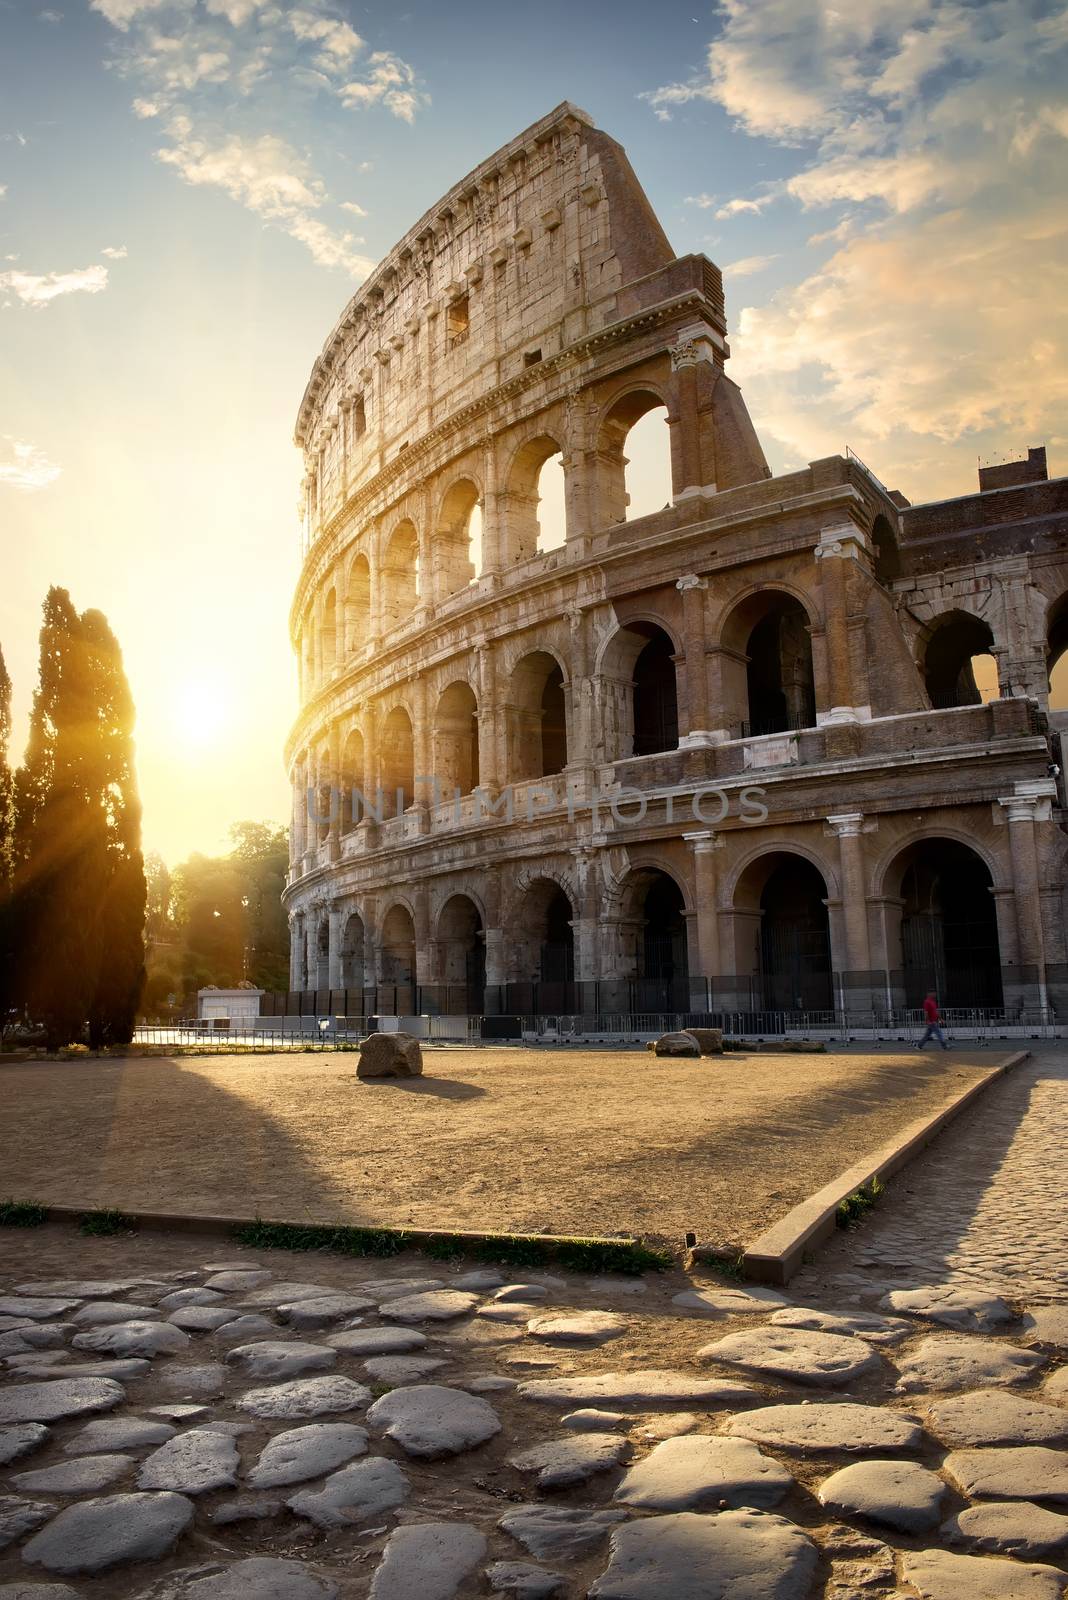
xmin=0 ymin=645 xmax=15 ymax=1035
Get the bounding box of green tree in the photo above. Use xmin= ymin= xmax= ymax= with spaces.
xmin=0 ymin=645 xmax=16 ymax=1033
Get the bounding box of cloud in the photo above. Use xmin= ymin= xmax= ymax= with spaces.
xmin=0 ymin=263 xmax=109 ymax=308
xmin=101 ymin=244 xmax=128 ymax=258
xmin=132 ymin=96 xmax=161 ymax=117
xmin=645 ymin=0 xmax=1068 ymax=498
xmin=90 ymin=0 xmax=169 ymax=29
xmin=156 ymin=120 xmax=373 ymax=274
xmin=339 ymin=52 xmax=424 ymax=121
xmin=0 ymin=439 xmax=61 ymax=491
xmin=287 ymin=9 xmax=363 ymax=71
xmin=39 ymin=9 xmax=64 ymax=21
xmin=339 ymin=199 xmax=367 ymax=216
xmin=724 ymin=253 xmax=779 ymax=278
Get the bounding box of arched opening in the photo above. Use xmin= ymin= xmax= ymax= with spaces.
xmin=504 ymin=435 xmax=567 ymax=560
xmin=380 ymin=706 xmax=414 ymax=819
xmin=721 ymin=592 xmax=816 ymax=737
xmin=921 ymin=611 xmax=997 ymax=709
xmin=381 ymin=521 xmax=419 ymax=631
xmin=345 ymin=553 xmax=370 ymax=652
xmin=514 ymin=879 xmax=575 ymax=989
xmin=379 ymin=903 xmax=416 ymax=1001
xmin=871 ymin=514 xmax=900 ymax=584
xmin=889 ymin=839 xmax=1003 ymax=1009
xmin=508 ymin=651 xmax=568 ymax=781
xmin=601 ymin=391 xmax=672 ymax=524
xmin=437 ymin=894 xmax=485 ymax=1006
xmin=1047 ymin=594 xmax=1068 ymax=707
xmin=434 ymin=681 xmax=479 ymax=797
xmin=435 ymin=479 xmax=481 ymax=599
xmin=340 ymin=728 xmax=364 ymax=833
xmin=536 ymin=452 xmax=566 ymax=552
xmin=315 ymin=918 xmax=330 ymax=991
xmin=599 ymin=623 xmax=680 ymax=762
xmin=322 ymin=588 xmax=337 ymax=673
xmin=735 ymin=852 xmax=833 ymax=1012
xmin=340 ymin=911 xmax=365 ymax=990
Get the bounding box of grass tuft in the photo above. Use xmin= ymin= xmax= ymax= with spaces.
xmin=79 ymin=1208 xmax=138 ymax=1237
xmin=0 ymin=1198 xmax=48 ymax=1228
xmin=835 ymin=1176 xmax=884 ymax=1228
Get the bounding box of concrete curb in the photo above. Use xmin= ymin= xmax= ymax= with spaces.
xmin=735 ymin=1050 xmax=1030 ymax=1285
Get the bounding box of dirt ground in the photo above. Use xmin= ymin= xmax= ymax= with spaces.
xmin=0 ymin=1047 xmax=995 ymax=1247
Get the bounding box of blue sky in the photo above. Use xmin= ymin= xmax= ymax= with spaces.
xmin=1 ymin=0 xmax=1065 ymax=861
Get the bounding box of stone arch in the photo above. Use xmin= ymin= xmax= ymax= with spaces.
xmin=340 ymin=726 xmax=365 ymax=833
xmin=381 ymin=519 xmax=419 ymax=631
xmin=881 ymin=836 xmax=1003 ymax=1009
xmin=434 ymin=477 xmax=482 ymax=599
xmin=379 ymin=901 xmax=417 ymax=993
xmin=507 ymin=649 xmax=568 ymax=781
xmin=340 ymin=910 xmax=365 ymax=989
xmin=345 ymin=551 xmax=371 ymax=652
xmin=513 ymin=875 xmax=576 ymax=985
xmin=918 ymin=609 xmax=997 ymax=709
xmin=1046 ymin=592 xmax=1068 ymax=703
xmin=599 ymin=386 xmax=672 ymax=524
xmin=615 ymin=865 xmax=690 ymax=994
xmin=379 ymin=704 xmax=414 ymax=818
xmin=433 ymin=680 xmax=480 ymax=796
xmin=436 ymin=893 xmax=486 ymax=999
xmin=503 ymin=432 xmax=567 ymax=560
xmin=870 ymin=513 xmax=901 ymax=584
xmin=598 ymin=620 xmax=680 ymax=761
xmin=321 ymin=587 xmax=337 ymax=673
xmin=719 ymin=587 xmax=817 ymax=736
xmin=732 ymin=848 xmax=834 ymax=1012
xmin=314 ymin=913 xmax=330 ymax=990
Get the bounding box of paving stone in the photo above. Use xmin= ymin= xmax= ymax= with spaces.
xmin=634 ymin=1414 xmax=701 ymax=1441
xmin=517 ymin=1370 xmax=754 ymax=1411
xmin=203 ymin=1271 xmax=272 ymax=1292
xmin=925 ymin=1389 xmax=1068 ymax=1446
xmin=810 ymin=1524 xmax=895 ymax=1589
xmin=0 ymin=1334 xmax=33 ymax=1357
xmin=13 ymin=1454 xmax=134 ymax=1494
xmin=510 ymin=1432 xmax=631 ymax=1489
xmin=526 ymin=1312 xmax=626 ymax=1346
xmin=5 ymin=1359 xmax=149 ymax=1382
xmin=140 ymin=1557 xmax=339 ymax=1598
xmin=614 ymin=1435 xmax=794 ymax=1512
xmin=368 ymin=1521 xmax=486 ymax=1600
xmin=72 ymin=1320 xmax=190 ymax=1359
xmin=21 ymin=1491 xmax=194 ymax=1574
xmin=698 ymin=1327 xmax=882 ymax=1387
xmin=0 ymin=1299 xmax=80 ymax=1321
xmin=499 ymin=1506 xmax=628 ymax=1561
xmin=451 ymin=1270 xmax=505 ymax=1291
xmin=0 ymin=1584 xmax=82 ymax=1598
xmin=478 ymin=1304 xmax=531 ymax=1325
xmin=0 ymin=1377 xmax=125 ymax=1425
xmin=727 ymin=1402 xmax=923 ymax=1454
xmin=494 ymin=1285 xmax=549 ymax=1303
xmin=168 ymin=1307 xmax=235 ymax=1333
xmin=379 ymin=1290 xmax=479 ymax=1323
xmin=899 ymin=1548 xmax=1068 ymax=1600
xmin=0 ymin=1424 xmax=49 ymax=1466
xmin=202 ymin=1260 xmax=264 ymax=1272
xmin=287 ymin=1456 xmax=409 ymax=1529
xmin=327 ymin=1327 xmax=429 ymax=1355
xmin=225 ymin=1340 xmax=337 ymax=1380
xmin=880 ymin=1287 xmax=1014 ymax=1333
xmin=671 ymin=1286 xmax=790 ymax=1317
xmin=158 ymin=1289 xmax=228 ymax=1312
xmin=1021 ymin=1306 xmax=1068 ymax=1349
xmin=587 ymin=1508 xmax=818 ymax=1600
xmin=0 ymin=1499 xmax=54 ymax=1551
xmin=71 ymin=1301 xmax=160 ymax=1326
xmin=64 ymin=1416 xmax=176 ymax=1453
xmin=941 ymin=1500 xmax=1068 ymax=1560
xmin=137 ymin=1428 xmax=240 ymax=1494
xmin=9 ymin=1327 xmax=71 ymax=1353
xmin=485 ymin=1561 xmax=565 ymax=1597
xmin=212 ymin=1315 xmax=276 ymax=1343
xmin=895 ymin=1337 xmax=1046 ymax=1393
xmin=357 ymin=1278 xmax=446 ymax=1301
xmin=587 ymin=1278 xmax=649 ymax=1297
xmin=367 ymin=1383 xmax=501 ymax=1458
xmin=278 ymin=1294 xmax=377 ymax=1330
xmin=246 ymin=1422 xmax=369 ymax=1488
xmin=563 ymin=1408 xmax=627 ymax=1431
xmin=462 ymin=1375 xmax=517 ymax=1394
xmin=942 ymin=1445 xmax=1068 ymax=1501
xmin=159 ymin=1363 xmax=226 ymax=1398
xmin=14 ymin=1281 xmax=157 ymax=1298
xmin=210 ymin=1498 xmax=283 ymax=1525
xmin=0 ymin=1316 xmax=36 ymax=1332
xmin=769 ymin=1307 xmax=912 ymax=1344
xmin=817 ymin=1459 xmax=946 ymax=1532
xmin=1044 ymin=1368 xmax=1068 ymax=1403
xmin=147 ymin=1405 xmax=211 ymax=1422
xmin=237 ymin=1281 xmax=337 ymax=1307
xmin=364 ymin=1354 xmax=448 ymax=1384
xmin=237 ymin=1375 xmax=371 ymax=1419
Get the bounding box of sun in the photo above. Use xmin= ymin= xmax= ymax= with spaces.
xmin=170 ymin=674 xmax=229 ymax=751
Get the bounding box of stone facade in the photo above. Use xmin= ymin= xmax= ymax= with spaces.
xmin=282 ymin=102 xmax=1068 ymax=1019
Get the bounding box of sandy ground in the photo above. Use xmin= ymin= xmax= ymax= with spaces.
xmin=0 ymin=1047 xmax=995 ymax=1247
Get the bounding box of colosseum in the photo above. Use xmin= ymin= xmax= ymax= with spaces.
xmin=282 ymin=101 xmax=1068 ymax=1029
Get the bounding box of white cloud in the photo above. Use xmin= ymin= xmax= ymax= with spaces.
xmin=724 ymin=253 xmax=779 ymax=278
xmin=90 ymin=0 xmax=169 ymax=29
xmin=288 ymin=9 xmax=363 ymax=70
xmin=339 ymin=199 xmax=367 ymax=216
xmin=339 ymin=53 xmax=423 ymax=121
xmin=101 ymin=244 xmax=128 ymax=258
xmin=39 ymin=9 xmax=63 ymax=21
xmin=0 ymin=439 xmax=61 ymax=491
xmin=131 ymin=95 xmax=161 ymax=117
xmin=204 ymin=0 xmax=268 ymax=23
xmin=0 ymin=263 xmax=109 ymax=308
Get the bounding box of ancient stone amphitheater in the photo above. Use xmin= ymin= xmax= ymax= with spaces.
xmin=283 ymin=102 xmax=1068 ymax=1025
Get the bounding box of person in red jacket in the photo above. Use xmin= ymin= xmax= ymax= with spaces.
xmin=917 ymin=991 xmax=950 ymax=1050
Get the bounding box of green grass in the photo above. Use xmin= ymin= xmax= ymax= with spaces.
xmin=78 ymin=1208 xmax=138 ymax=1237
xmin=835 ymin=1176 xmax=884 ymax=1228
xmin=0 ymin=1198 xmax=48 ymax=1227
xmin=233 ymin=1218 xmax=673 ymax=1275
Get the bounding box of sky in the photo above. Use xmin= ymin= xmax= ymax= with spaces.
xmin=1 ymin=0 xmax=1065 ymax=865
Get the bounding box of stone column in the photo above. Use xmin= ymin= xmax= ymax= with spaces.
xmin=288 ymin=914 xmax=301 ymax=990
xmin=826 ymin=812 xmax=873 ymax=1013
xmin=326 ymin=722 xmax=341 ymax=861
xmin=480 ymin=436 xmax=500 ymax=579
xmin=998 ymin=787 xmax=1052 ymax=1011
xmin=571 ymin=847 xmax=602 ymax=982
xmin=676 ymin=575 xmax=710 ymax=740
xmin=477 ymin=642 xmax=501 ymax=794
xmin=327 ymin=902 xmax=343 ymax=991
xmin=684 ymin=830 xmax=723 ymax=988
xmin=412 ymin=675 xmax=431 ymax=821
xmin=814 ymin=526 xmax=872 ymax=724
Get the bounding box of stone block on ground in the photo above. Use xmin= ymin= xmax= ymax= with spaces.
xmin=587 ymin=1509 xmax=818 ymax=1600
xmin=727 ymin=1401 xmax=922 ymax=1453
xmin=685 ymin=1028 xmax=724 ymax=1054
xmin=366 ymin=1384 xmax=501 ymax=1458
xmin=357 ymin=1032 xmax=423 ymax=1078
xmin=0 ymin=1498 xmax=54 ymax=1551
xmin=516 ymin=1370 xmax=754 ymax=1411
xmin=237 ymin=1375 xmax=371 ymax=1419
xmin=509 ymin=1432 xmax=630 ymax=1489
xmin=650 ymin=1031 xmax=700 ymax=1058
xmin=613 ymin=1435 xmax=794 ymax=1512
xmin=368 ymin=1521 xmax=486 ymax=1600
xmin=246 ymin=1423 xmax=368 ymax=1488
xmin=900 ymin=1547 xmax=1068 ymax=1600
xmin=941 ymin=1500 xmax=1068 ymax=1561
xmin=895 ymin=1336 xmax=1044 ymax=1393
xmin=286 ymin=1456 xmax=409 ymax=1529
xmin=698 ymin=1327 xmax=882 ymax=1387
xmin=817 ymin=1459 xmax=947 ymax=1533
xmin=20 ymin=1492 xmax=194 ymax=1574
xmin=942 ymin=1446 xmax=1068 ymax=1502
xmin=924 ymin=1389 xmax=1068 ymax=1447
xmin=0 ymin=1378 xmax=125 ymax=1426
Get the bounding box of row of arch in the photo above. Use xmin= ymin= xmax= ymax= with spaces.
xmin=297 ymin=836 xmax=1005 ymax=1010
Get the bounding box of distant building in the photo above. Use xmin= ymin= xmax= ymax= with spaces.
xmin=283 ymin=103 xmax=1068 ymax=1021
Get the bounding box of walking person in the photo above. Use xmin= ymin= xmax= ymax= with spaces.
xmin=917 ymin=990 xmax=950 ymax=1050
